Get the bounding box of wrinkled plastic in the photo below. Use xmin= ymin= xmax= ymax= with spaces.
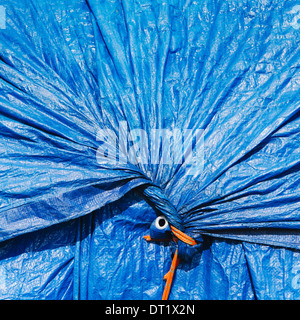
xmin=0 ymin=0 xmax=299 ymax=299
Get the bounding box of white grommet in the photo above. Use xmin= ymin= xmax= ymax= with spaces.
xmin=154 ymin=216 xmax=168 ymax=230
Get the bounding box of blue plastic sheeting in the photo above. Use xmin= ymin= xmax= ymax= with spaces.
xmin=1 ymin=190 xmax=300 ymax=299
xmin=0 ymin=0 xmax=299 ymax=299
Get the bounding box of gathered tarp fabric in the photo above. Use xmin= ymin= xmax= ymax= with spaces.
xmin=0 ymin=0 xmax=299 ymax=299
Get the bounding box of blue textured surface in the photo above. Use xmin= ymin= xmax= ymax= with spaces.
xmin=0 ymin=0 xmax=299 ymax=299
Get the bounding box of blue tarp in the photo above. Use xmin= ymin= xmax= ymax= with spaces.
xmin=0 ymin=0 xmax=299 ymax=299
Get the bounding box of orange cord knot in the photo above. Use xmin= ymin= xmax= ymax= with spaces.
xmin=161 ymin=226 xmax=197 ymax=300
xmin=144 ymin=224 xmax=197 ymax=300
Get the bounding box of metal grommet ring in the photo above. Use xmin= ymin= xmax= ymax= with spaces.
xmin=154 ymin=216 xmax=169 ymax=230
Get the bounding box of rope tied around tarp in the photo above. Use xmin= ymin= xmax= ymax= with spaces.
xmin=144 ymin=216 xmax=197 ymax=300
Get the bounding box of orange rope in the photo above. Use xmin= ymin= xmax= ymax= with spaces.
xmin=161 ymin=226 xmax=196 ymax=300
xmin=143 ymin=223 xmax=197 ymax=300
xmin=162 ymin=249 xmax=179 ymax=300
xmin=170 ymin=226 xmax=197 ymax=246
